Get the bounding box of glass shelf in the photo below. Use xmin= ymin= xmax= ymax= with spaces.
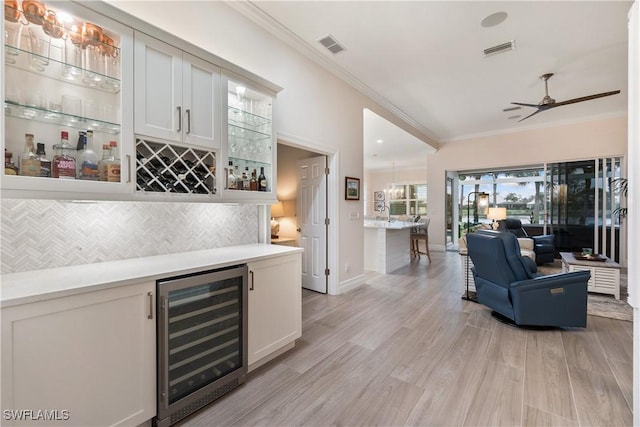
xmin=228 ymin=106 xmax=271 ymax=128
xmin=136 ymin=138 xmax=217 ymax=195
xmin=228 ymin=156 xmax=271 ymax=168
xmin=4 ymin=44 xmax=121 ymax=94
xmin=5 ymin=100 xmax=121 ymax=134
xmin=227 ymin=123 xmax=271 ymax=140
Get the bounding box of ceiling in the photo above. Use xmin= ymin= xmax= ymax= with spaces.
xmin=238 ymin=1 xmax=631 ymax=169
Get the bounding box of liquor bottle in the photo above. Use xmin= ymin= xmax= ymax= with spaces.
xmin=249 ymin=169 xmax=258 ymax=191
xmin=53 ymin=131 xmax=76 ymax=179
xmin=20 ymin=133 xmax=41 ymax=176
xmin=36 ymin=143 xmax=51 ymax=177
xmin=75 ymin=130 xmax=86 ymax=178
xmin=258 ymin=166 xmax=267 ymax=191
xmin=78 ymin=132 xmax=99 ymax=180
xmin=4 ymin=149 xmax=19 ymax=175
xmin=98 ymin=144 xmax=111 ymax=181
xmin=106 ymin=140 xmax=120 ymax=182
xmin=241 ymin=168 xmax=248 ymax=191
xmin=227 ymin=160 xmax=236 ymax=189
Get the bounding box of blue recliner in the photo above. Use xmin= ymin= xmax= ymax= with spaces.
xmin=466 ymin=230 xmax=590 ymax=328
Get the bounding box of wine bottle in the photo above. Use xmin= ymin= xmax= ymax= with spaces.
xmin=258 ymin=166 xmax=267 ymax=191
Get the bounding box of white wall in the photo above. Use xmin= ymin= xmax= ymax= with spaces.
xmin=427 ymin=116 xmax=627 ymax=251
xmin=107 ymin=1 xmax=432 ymax=290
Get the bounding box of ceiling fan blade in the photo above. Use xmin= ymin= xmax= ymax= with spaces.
xmin=518 ymin=109 xmax=543 ymax=122
xmin=551 ymin=90 xmax=621 ymax=108
xmin=511 ymin=102 xmax=540 ymax=108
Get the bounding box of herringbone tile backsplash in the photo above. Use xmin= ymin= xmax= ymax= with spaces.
xmin=1 ymin=199 xmax=258 ymax=273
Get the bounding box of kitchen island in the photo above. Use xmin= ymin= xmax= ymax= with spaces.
xmin=364 ymin=220 xmax=416 ymax=274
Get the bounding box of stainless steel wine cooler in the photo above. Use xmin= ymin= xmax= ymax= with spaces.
xmin=155 ymin=264 xmax=248 ymax=427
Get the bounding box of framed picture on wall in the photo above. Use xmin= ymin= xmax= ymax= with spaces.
xmin=345 ymin=177 xmax=360 ymax=200
xmin=374 ymin=191 xmax=385 ymax=201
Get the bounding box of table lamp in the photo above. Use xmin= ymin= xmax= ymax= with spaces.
xmin=487 ymin=207 xmax=507 ymax=230
xmin=270 ymin=201 xmax=285 ymax=238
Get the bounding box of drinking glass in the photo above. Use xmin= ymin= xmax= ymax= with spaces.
xmin=62 ymin=38 xmax=82 ymax=80
xmin=4 ymin=20 xmax=22 ymax=64
xmin=83 ymin=45 xmax=103 ymax=84
xmin=28 ymin=26 xmax=51 ymax=72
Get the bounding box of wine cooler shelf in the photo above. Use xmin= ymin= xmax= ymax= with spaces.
xmin=136 ymin=139 xmax=216 ymax=195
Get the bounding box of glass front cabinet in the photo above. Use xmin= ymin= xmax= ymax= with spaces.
xmin=222 ymin=73 xmax=276 ymax=202
xmin=2 ymin=0 xmax=134 ymax=197
xmin=3 ymin=1 xmax=278 ymax=203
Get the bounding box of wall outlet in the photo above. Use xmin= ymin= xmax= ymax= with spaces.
xmin=349 ymin=211 xmax=360 ymax=220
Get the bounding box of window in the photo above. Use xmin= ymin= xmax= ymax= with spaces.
xmin=387 ymin=183 xmax=427 ymax=216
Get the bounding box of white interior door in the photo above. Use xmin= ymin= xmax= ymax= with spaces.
xmin=297 ymin=156 xmax=327 ymax=293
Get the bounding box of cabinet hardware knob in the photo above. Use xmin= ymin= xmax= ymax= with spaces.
xmin=249 ymin=270 xmax=254 ymax=290
xmin=177 ymin=106 xmax=182 ymax=132
xmin=186 ymin=109 xmax=191 ymax=134
xmin=297 ymin=228 xmax=302 ymax=233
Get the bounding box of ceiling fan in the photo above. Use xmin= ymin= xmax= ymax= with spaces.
xmin=511 ymin=73 xmax=620 ymax=122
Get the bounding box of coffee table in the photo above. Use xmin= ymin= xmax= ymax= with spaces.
xmin=560 ymin=252 xmax=621 ymax=299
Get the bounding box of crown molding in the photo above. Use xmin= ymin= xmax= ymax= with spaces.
xmin=227 ymin=1 xmax=440 ymax=145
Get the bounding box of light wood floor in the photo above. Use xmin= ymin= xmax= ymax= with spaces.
xmin=180 ymin=251 xmax=633 ymax=426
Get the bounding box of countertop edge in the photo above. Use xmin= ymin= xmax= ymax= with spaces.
xmin=0 ymin=244 xmax=303 ymax=308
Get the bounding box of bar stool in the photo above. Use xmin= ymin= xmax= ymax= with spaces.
xmin=410 ymin=218 xmax=431 ymax=262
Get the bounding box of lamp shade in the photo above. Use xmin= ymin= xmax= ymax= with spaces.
xmin=487 ymin=207 xmax=507 ymax=221
xmin=271 ymin=201 xmax=285 ymax=218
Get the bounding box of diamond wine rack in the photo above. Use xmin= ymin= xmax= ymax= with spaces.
xmin=136 ymin=138 xmax=216 ymax=195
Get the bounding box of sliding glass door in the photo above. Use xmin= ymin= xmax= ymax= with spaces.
xmin=545 ymin=158 xmax=623 ymax=261
xmin=457 ymin=158 xmax=624 ymax=262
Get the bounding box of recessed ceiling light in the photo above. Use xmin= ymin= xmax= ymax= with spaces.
xmin=376 ymin=139 xmax=384 ymax=144
xmin=508 ymin=115 xmax=522 ymax=120
xmin=481 ymin=12 xmax=508 ymax=28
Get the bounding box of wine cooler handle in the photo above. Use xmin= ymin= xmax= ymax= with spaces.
xmin=249 ymin=270 xmax=254 ymax=291
xmin=224 ymin=168 xmax=229 ymax=190
xmin=177 ymin=106 xmax=182 ymax=132
xmin=159 ymin=295 xmax=168 ymax=403
xmin=147 ymin=291 xmax=153 ymax=319
xmin=186 ymin=109 xmax=191 ymax=134
xmin=126 ymin=155 xmax=132 ymax=183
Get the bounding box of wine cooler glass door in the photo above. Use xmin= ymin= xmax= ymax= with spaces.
xmin=157 ymin=264 xmax=248 ymax=426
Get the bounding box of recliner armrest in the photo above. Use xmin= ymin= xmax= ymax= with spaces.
xmin=510 ymin=270 xmax=590 ymax=290
xmin=532 ymin=234 xmax=555 ymax=245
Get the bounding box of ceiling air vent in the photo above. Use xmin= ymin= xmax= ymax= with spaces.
xmin=318 ymin=34 xmax=345 ymax=54
xmin=483 ymin=40 xmax=515 ymax=56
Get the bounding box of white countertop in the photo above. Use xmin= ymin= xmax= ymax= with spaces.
xmin=0 ymin=244 xmax=303 ymax=308
xmin=364 ymin=220 xmax=416 ymax=230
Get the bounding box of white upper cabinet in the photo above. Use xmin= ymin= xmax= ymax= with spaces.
xmin=2 ymin=1 xmax=135 ymax=198
xmin=134 ymin=32 xmax=220 ymax=150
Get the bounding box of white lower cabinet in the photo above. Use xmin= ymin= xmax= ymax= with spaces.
xmin=247 ymin=254 xmax=302 ymax=369
xmin=0 ymin=282 xmax=156 ymax=427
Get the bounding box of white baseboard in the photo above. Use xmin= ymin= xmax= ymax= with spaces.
xmin=336 ymin=274 xmax=366 ymax=295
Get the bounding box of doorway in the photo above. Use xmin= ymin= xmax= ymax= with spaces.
xmin=276 ymin=142 xmax=331 ymax=293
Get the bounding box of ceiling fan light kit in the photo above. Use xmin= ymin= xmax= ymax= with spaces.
xmin=511 ymin=72 xmax=621 ymax=122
